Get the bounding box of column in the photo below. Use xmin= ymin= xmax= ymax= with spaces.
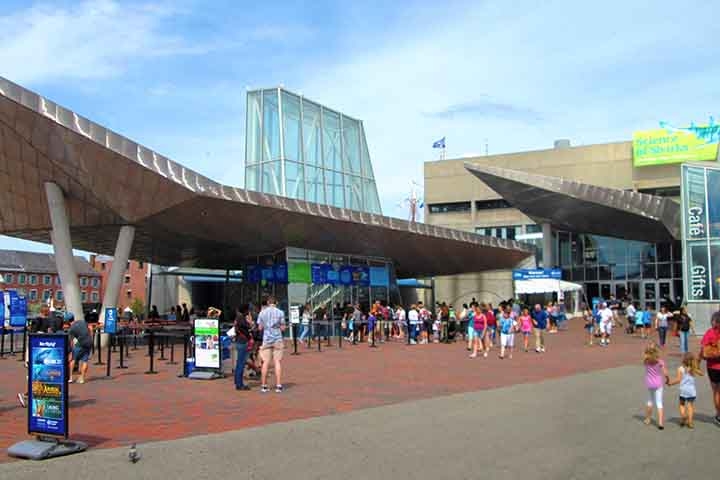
xmin=44 ymin=182 xmax=84 ymax=322
xmin=542 ymin=223 xmax=555 ymax=269
xmin=100 ymin=225 xmax=135 ymax=323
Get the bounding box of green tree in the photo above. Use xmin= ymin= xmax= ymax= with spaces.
xmin=129 ymin=298 xmax=145 ymax=318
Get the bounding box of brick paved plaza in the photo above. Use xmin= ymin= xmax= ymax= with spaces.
xmin=1 ymin=321 xmax=698 ymax=463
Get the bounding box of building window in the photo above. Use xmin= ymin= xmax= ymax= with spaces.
xmin=525 ymin=224 xmax=542 ymax=234
xmin=29 ymin=274 xmax=38 ymax=285
xmin=138 ymin=261 xmax=144 ymax=269
xmin=126 ymin=290 xmax=132 ymax=298
xmin=637 ymin=186 xmax=681 ymax=198
xmin=475 ymin=225 xmax=519 ymax=240
xmin=92 ymin=278 xmax=99 ymax=288
xmin=124 ymin=275 xmax=130 ymax=284
xmin=81 ymin=291 xmax=87 ymax=302
xmin=42 ymin=290 xmax=52 ymax=302
xmin=55 ymin=290 xmax=64 ymax=301
xmin=4 ymin=273 xmax=13 ymax=283
xmin=475 ymin=199 xmax=512 ymax=210
xmin=101 ymin=262 xmax=106 ymax=270
xmin=43 ymin=275 xmax=51 ymax=285
xmin=55 ymin=276 xmax=61 ymax=286
xmin=29 ymin=290 xmax=38 ymax=301
xmin=18 ymin=273 xmax=26 ymax=284
xmin=91 ymin=291 xmax=99 ymax=302
xmin=428 ymin=201 xmax=471 ymax=214
xmin=80 ymin=277 xmax=88 ymax=287
xmin=126 ymin=261 xmax=130 ymax=271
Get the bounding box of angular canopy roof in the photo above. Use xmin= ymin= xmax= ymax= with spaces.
xmin=0 ymin=77 xmax=531 ymax=277
xmin=464 ymin=163 xmax=681 ymax=243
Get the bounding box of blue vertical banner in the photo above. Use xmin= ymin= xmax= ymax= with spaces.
xmin=353 ymin=267 xmax=370 ymax=286
xmin=311 ymin=264 xmax=325 ymax=284
xmin=104 ymin=307 xmax=118 ymax=334
xmin=0 ymin=292 xmax=5 ymax=327
xmin=369 ymin=266 xmax=389 ymax=287
xmin=28 ymin=334 xmax=69 ymax=438
xmin=273 ymin=263 xmax=288 ymax=284
xmin=246 ymin=265 xmax=261 ymax=284
xmin=9 ymin=291 xmax=27 ymax=327
xmin=339 ymin=266 xmax=354 ymax=286
xmin=260 ymin=266 xmax=275 ymax=283
xmin=325 ymin=265 xmax=340 ymax=285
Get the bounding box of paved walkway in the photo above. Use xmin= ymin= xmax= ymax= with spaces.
xmin=1 ymin=363 xmax=717 ymax=480
xmin=0 ymin=322 xmax=708 ymax=471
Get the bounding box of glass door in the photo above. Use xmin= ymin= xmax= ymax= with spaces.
xmin=657 ymin=281 xmax=673 ymax=309
xmin=642 ymin=281 xmax=657 ymax=311
xmin=600 ymin=282 xmax=612 ymax=300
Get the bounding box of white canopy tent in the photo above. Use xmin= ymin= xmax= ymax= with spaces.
xmin=514 ymin=279 xmax=582 ymax=295
xmin=514 ymin=278 xmax=583 ymax=315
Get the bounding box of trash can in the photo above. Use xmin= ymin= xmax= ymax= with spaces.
xmin=185 ymin=358 xmax=195 ymax=377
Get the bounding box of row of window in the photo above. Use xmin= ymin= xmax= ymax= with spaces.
xmin=427 ymin=199 xmax=513 ymax=214
xmin=1 ymin=273 xmax=99 ymax=288
xmin=15 ymin=288 xmax=99 ymax=303
xmin=475 ymin=224 xmax=540 ymax=241
xmin=99 ymin=261 xmax=144 ymax=271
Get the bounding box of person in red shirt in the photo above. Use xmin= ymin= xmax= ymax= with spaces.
xmin=699 ymin=311 xmax=720 ymax=424
xmin=485 ymin=303 xmax=497 ymax=349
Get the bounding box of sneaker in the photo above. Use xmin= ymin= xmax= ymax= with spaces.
xmin=235 ymin=385 xmax=251 ymax=391
xmin=469 ymin=353 xmax=477 ymax=358
xmin=715 ymin=415 xmax=720 ymax=425
xmin=260 ymin=385 xmax=269 ymax=393
xmin=17 ymin=393 xmax=26 ymax=408
xmin=687 ymin=422 xmax=694 ymax=429
xmin=483 ymin=352 xmax=488 ymax=358
xmin=658 ymin=425 xmax=664 ymax=430
xmin=643 ymin=417 xmax=651 ymax=425
xmin=76 ymin=378 xmax=85 ymax=384
xmin=275 ymin=385 xmax=283 ymax=393
xmin=410 ymin=340 xmax=417 ymax=345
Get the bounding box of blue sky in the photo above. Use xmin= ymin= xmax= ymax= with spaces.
xmin=1 ymin=0 xmax=719 ymax=255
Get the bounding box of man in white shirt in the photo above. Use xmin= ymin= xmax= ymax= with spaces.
xmin=599 ymin=302 xmax=614 ymax=346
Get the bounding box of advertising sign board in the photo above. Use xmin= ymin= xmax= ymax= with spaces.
xmin=28 ymin=334 xmax=69 ymax=438
xmin=512 ymin=268 xmax=562 ymax=281
xmin=104 ymin=307 xmax=118 ymax=334
xmin=193 ymin=318 xmax=221 ymax=369
xmin=681 ymin=163 xmax=720 ymax=301
xmin=633 ymin=122 xmax=719 ymax=167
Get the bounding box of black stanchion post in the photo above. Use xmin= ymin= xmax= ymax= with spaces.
xmin=132 ymin=330 xmax=138 ymax=350
xmin=317 ymin=327 xmax=321 ymax=352
xmin=158 ymin=334 xmax=166 ymax=360
xmin=178 ymin=333 xmax=188 ymax=377
xmin=18 ymin=326 xmax=27 ymax=362
xmin=168 ymin=335 xmax=177 ymax=365
xmin=370 ymin=325 xmax=377 ymax=348
xmin=327 ymin=321 xmax=331 ymax=347
xmin=0 ymin=327 xmax=6 ymax=359
xmin=94 ymin=330 xmax=103 ymax=365
xmin=145 ymin=331 xmax=157 ymax=374
xmin=118 ymin=335 xmax=128 ymax=369
xmin=291 ymin=323 xmax=299 ymax=355
xmin=407 ymin=322 xmax=411 ymax=345
xmin=9 ymin=328 xmax=15 ymax=355
xmin=106 ymin=335 xmax=112 ymax=377
xmin=339 ymin=320 xmax=343 ymax=349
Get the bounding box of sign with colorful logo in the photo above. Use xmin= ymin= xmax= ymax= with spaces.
xmin=28 ymin=334 xmax=68 ymax=438
xmin=288 ymin=262 xmax=311 ymax=283
xmin=633 ymin=119 xmax=720 ymax=167
xmin=194 ymin=318 xmax=221 ymax=369
xmin=8 ymin=290 xmax=27 ymax=327
xmin=369 ymin=266 xmax=389 ymax=287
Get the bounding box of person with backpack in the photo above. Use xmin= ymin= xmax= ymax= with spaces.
xmin=232 ymin=306 xmax=253 ymax=391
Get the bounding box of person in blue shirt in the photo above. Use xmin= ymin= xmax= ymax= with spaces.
xmin=531 ymin=304 xmax=548 ymax=353
xmin=642 ymin=305 xmax=653 ymax=339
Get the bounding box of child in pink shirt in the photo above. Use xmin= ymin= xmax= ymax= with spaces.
xmin=519 ymin=308 xmax=533 ymax=352
xmin=643 ymin=343 xmax=668 ymax=430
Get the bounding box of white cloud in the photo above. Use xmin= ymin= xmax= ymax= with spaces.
xmin=0 ymin=0 xmax=213 ymax=84
xmin=296 ymin=0 xmax=720 ymax=218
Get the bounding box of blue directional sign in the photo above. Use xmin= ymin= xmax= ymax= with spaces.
xmin=104 ymin=307 xmax=118 ymax=334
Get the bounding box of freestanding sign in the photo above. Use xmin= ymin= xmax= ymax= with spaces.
xmin=27 ymin=334 xmax=69 ymax=438
xmin=193 ymin=318 xmax=221 ymax=369
xmin=104 ymin=307 xmax=118 ymax=335
xmin=681 ymin=163 xmax=720 ymax=302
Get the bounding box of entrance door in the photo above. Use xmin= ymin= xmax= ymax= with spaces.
xmin=657 ymin=281 xmax=673 ymax=309
xmin=642 ymin=281 xmax=657 ymax=310
xmin=600 ymin=283 xmax=612 ymax=300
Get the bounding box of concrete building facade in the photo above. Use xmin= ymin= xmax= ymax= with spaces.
xmin=425 ymin=140 xmax=684 ymax=308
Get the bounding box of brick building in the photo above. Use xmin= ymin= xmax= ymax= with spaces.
xmin=0 ymin=249 xmax=101 ymax=311
xmin=89 ymin=255 xmax=148 ymax=312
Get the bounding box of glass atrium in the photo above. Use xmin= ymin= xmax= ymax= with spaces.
xmin=245 ymin=87 xmax=382 ymax=215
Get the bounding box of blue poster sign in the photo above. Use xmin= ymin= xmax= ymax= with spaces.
xmin=246 ymin=265 xmax=261 ymax=284
xmin=0 ymin=292 xmax=4 ymax=327
xmin=28 ymin=334 xmax=69 ymax=438
xmin=273 ymin=263 xmax=288 ymax=284
xmin=512 ymin=268 xmax=562 ymax=281
xmin=339 ymin=266 xmax=354 ymax=286
xmin=311 ymin=264 xmax=325 ymax=284
xmin=104 ymin=307 xmax=118 ymax=334
xmin=9 ymin=291 xmax=28 ymax=327
xmin=325 ymin=265 xmax=340 ymax=285
xmin=369 ymin=266 xmax=389 ymax=287
xmin=261 ymin=266 xmax=275 ymax=282
xmin=353 ymin=267 xmax=370 ymax=286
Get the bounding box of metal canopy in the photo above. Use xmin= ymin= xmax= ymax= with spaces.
xmin=0 ymin=77 xmax=532 ymax=277
xmin=464 ymin=163 xmax=681 ymax=243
